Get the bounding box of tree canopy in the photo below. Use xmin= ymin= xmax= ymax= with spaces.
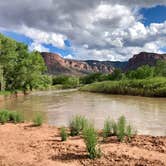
xmin=0 ymin=34 xmax=50 ymax=92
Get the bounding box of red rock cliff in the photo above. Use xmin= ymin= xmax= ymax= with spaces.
xmin=41 ymin=52 xmax=114 ymax=75
xmin=125 ymin=52 xmax=166 ymax=71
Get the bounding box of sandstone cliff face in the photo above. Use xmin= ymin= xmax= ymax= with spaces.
xmin=125 ymin=52 xmax=166 ymax=71
xmin=41 ymin=52 xmax=166 ymax=75
xmin=41 ymin=52 xmax=115 ymax=75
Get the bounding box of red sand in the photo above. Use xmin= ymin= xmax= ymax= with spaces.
xmin=0 ymin=123 xmax=165 ymax=166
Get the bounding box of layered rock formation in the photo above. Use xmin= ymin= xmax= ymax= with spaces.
xmin=41 ymin=52 xmax=166 ymax=75
xmin=125 ymin=52 xmax=166 ymax=71
xmin=41 ymin=52 xmax=124 ymax=75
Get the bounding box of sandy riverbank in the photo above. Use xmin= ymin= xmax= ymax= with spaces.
xmin=0 ymin=123 xmax=165 ymax=166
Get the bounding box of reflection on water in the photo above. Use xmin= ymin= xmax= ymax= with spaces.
xmin=0 ymin=90 xmax=166 ymax=136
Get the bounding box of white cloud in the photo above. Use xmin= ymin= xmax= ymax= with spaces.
xmin=20 ymin=26 xmax=66 ymax=48
xmin=0 ymin=0 xmax=166 ymax=61
xmin=64 ymin=54 xmax=74 ymax=59
xmin=128 ymin=22 xmax=147 ymax=40
xmin=29 ymin=42 xmax=49 ymax=52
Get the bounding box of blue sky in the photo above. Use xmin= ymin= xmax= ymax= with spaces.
xmin=0 ymin=1 xmax=166 ymax=61
xmin=140 ymin=5 xmax=166 ymax=26
xmin=2 ymin=31 xmax=74 ymax=57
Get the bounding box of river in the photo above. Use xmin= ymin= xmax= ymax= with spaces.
xmin=0 ymin=90 xmax=166 ymax=136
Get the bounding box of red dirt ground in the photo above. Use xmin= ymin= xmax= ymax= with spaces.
xmin=0 ymin=123 xmax=165 ymax=166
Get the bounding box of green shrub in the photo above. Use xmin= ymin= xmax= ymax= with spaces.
xmin=126 ymin=124 xmax=132 ymax=137
xmin=126 ymin=124 xmax=137 ymax=140
xmin=33 ymin=113 xmax=43 ymax=126
xmin=111 ymin=120 xmax=118 ymax=136
xmin=52 ymin=75 xmax=70 ymax=85
xmin=83 ymin=123 xmax=101 ymax=159
xmin=103 ymin=118 xmax=111 ymax=138
xmin=117 ymin=116 xmax=126 ymax=142
xmin=80 ymin=77 xmax=166 ymax=97
xmin=52 ymin=75 xmax=80 ymax=89
xmin=0 ymin=110 xmax=24 ymax=124
xmin=63 ymin=77 xmax=79 ymax=89
xmin=102 ymin=116 xmax=135 ymax=142
xmin=9 ymin=111 xmax=24 ymax=123
xmin=69 ymin=115 xmax=88 ymax=136
xmin=0 ymin=110 xmax=9 ymax=124
xmin=60 ymin=127 xmax=68 ymax=141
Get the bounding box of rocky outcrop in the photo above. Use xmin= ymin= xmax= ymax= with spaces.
xmin=41 ymin=52 xmax=166 ymax=75
xmin=125 ymin=52 xmax=166 ymax=71
xmin=41 ymin=52 xmax=119 ymax=75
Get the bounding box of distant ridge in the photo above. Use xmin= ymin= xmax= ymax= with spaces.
xmin=41 ymin=52 xmax=127 ymax=75
xmin=125 ymin=52 xmax=166 ymax=71
xmin=41 ymin=52 xmax=166 ymax=75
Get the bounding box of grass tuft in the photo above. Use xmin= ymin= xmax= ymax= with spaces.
xmin=9 ymin=111 xmax=24 ymax=123
xmin=69 ymin=115 xmax=88 ymax=136
xmin=0 ymin=110 xmax=9 ymax=124
xmin=103 ymin=118 xmax=111 ymax=138
xmin=83 ymin=123 xmax=101 ymax=159
xmin=33 ymin=113 xmax=43 ymax=126
xmin=102 ymin=115 xmax=135 ymax=142
xmin=60 ymin=127 xmax=68 ymax=141
xmin=0 ymin=109 xmax=24 ymax=124
xmin=117 ymin=115 xmax=126 ymax=142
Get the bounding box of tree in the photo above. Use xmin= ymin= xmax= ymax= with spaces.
xmin=0 ymin=65 xmax=4 ymax=91
xmin=0 ymin=34 xmax=50 ymax=92
xmin=126 ymin=65 xmax=154 ymax=79
xmin=80 ymin=73 xmax=103 ymax=84
xmin=109 ymin=69 xmax=123 ymax=80
xmin=154 ymin=60 xmax=166 ymax=77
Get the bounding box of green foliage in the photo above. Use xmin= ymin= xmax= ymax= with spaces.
xmin=109 ymin=69 xmax=123 ymax=80
xmin=80 ymin=61 xmax=166 ymax=88
xmin=102 ymin=116 xmax=135 ymax=142
xmin=63 ymin=77 xmax=79 ymax=88
xmin=80 ymin=70 xmax=123 ymax=85
xmin=69 ymin=115 xmax=88 ymax=136
xmin=33 ymin=75 xmax=52 ymax=90
xmin=52 ymin=75 xmax=70 ymax=85
xmin=103 ymin=118 xmax=112 ymax=138
xmin=80 ymin=77 xmax=166 ymax=97
xmin=83 ymin=123 xmax=101 ymax=159
xmin=60 ymin=127 xmax=68 ymax=141
xmin=111 ymin=120 xmax=118 ymax=136
xmin=126 ymin=124 xmax=134 ymax=139
xmin=0 ymin=109 xmax=23 ymax=124
xmin=9 ymin=111 xmax=24 ymax=123
xmin=80 ymin=73 xmax=103 ymax=84
xmin=117 ymin=116 xmax=127 ymax=142
xmin=52 ymin=75 xmax=79 ymax=88
xmin=117 ymin=117 xmax=136 ymax=142
xmin=33 ymin=113 xmax=43 ymax=126
xmin=0 ymin=34 xmax=50 ymax=92
xmin=126 ymin=65 xmax=154 ymax=79
xmin=154 ymin=60 xmax=166 ymax=77
xmin=0 ymin=65 xmax=5 ymax=91
xmin=0 ymin=110 xmax=9 ymax=124
xmin=0 ymin=91 xmax=12 ymax=96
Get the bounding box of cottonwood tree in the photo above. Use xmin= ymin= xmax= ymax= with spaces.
xmin=0 ymin=34 xmax=50 ymax=92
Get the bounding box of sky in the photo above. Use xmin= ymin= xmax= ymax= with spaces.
xmin=0 ymin=0 xmax=166 ymax=61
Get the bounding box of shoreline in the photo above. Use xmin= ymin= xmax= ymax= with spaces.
xmin=0 ymin=92 xmax=26 ymax=102
xmin=80 ymin=77 xmax=166 ymax=98
xmin=0 ymin=122 xmax=165 ymax=166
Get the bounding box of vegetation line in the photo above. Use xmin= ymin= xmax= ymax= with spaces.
xmin=1 ymin=33 xmax=166 ymax=97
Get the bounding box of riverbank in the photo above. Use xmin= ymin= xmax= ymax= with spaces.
xmin=0 ymin=91 xmax=26 ymax=102
xmin=0 ymin=123 xmax=165 ymax=166
xmin=80 ymin=77 xmax=166 ymax=97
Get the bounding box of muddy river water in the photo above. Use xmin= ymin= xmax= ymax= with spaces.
xmin=0 ymin=90 xmax=166 ymax=136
